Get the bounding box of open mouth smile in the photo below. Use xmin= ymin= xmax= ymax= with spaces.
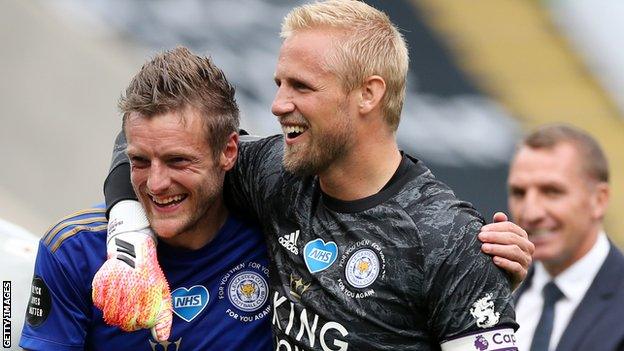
xmin=527 ymin=228 xmax=557 ymax=243
xmin=282 ymin=124 xmax=309 ymax=143
xmin=150 ymin=194 xmax=187 ymax=208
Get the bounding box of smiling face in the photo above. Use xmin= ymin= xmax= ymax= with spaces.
xmin=271 ymin=28 xmax=359 ymax=176
xmin=125 ymin=107 xmax=228 ymax=248
xmin=507 ymin=142 xmax=607 ymax=275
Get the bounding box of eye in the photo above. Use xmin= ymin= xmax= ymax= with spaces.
xmin=129 ymin=156 xmax=149 ymax=169
xmin=168 ymin=157 xmax=191 ymax=168
xmin=509 ymin=187 xmax=525 ymax=199
xmin=542 ymin=185 xmax=564 ymax=197
xmin=292 ymin=80 xmax=311 ymax=92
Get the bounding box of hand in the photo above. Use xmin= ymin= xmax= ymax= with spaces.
xmin=91 ymin=201 xmax=172 ymax=341
xmin=479 ymin=212 xmax=534 ymax=290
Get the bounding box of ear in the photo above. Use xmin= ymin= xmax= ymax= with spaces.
xmin=590 ymin=182 xmax=610 ymax=220
xmin=219 ymin=132 xmax=239 ymax=171
xmin=358 ymin=75 xmax=386 ymax=115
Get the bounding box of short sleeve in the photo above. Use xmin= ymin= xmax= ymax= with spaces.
xmin=423 ymin=212 xmax=518 ymax=342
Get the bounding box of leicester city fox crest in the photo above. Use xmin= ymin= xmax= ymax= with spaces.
xmin=345 ymin=249 xmax=380 ymax=288
xmin=218 ymin=261 xmax=271 ymax=323
xmin=228 ymin=270 xmax=268 ymax=312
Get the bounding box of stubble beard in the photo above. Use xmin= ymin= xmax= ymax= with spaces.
xmin=282 ymin=115 xmax=353 ymax=177
xmin=174 ymin=181 xmax=220 ymax=238
xmin=142 ymin=176 xmax=222 ymax=239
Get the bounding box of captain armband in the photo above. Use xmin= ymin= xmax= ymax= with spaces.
xmin=441 ymin=328 xmax=518 ymax=351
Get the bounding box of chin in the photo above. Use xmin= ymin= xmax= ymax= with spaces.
xmin=533 ymin=249 xmax=560 ymax=264
xmin=151 ymin=222 xmax=182 ymax=239
xmin=283 ymin=158 xmax=311 ymax=176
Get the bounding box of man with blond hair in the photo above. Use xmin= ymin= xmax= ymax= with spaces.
xmin=96 ymin=1 xmax=532 ymax=349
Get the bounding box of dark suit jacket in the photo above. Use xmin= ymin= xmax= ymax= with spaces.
xmin=514 ymin=244 xmax=624 ymax=351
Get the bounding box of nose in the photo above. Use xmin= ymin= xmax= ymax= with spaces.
xmin=271 ymin=85 xmax=295 ymax=117
xmin=146 ymin=162 xmax=171 ymax=195
xmin=518 ymin=189 xmax=546 ymax=226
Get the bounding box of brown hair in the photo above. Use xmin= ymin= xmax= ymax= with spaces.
xmin=119 ymin=46 xmax=239 ymax=159
xmin=521 ymin=124 xmax=609 ymax=183
xmin=281 ymin=0 xmax=409 ymax=132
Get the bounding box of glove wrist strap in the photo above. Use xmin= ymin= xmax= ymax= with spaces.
xmin=107 ymin=200 xmax=155 ymax=246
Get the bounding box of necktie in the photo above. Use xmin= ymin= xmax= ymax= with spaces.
xmin=530 ymin=281 xmax=564 ymax=351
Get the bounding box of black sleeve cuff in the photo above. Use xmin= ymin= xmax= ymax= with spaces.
xmin=103 ymin=162 xmax=136 ymax=218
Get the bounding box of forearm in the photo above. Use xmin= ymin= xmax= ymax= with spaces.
xmin=104 ymin=131 xmax=136 ymax=217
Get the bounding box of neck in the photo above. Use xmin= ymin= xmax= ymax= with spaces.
xmin=160 ymin=198 xmax=229 ymax=251
xmin=319 ymin=135 xmax=402 ymax=201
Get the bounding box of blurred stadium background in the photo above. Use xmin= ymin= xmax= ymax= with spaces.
xmin=1 ymin=0 xmax=623 ymax=347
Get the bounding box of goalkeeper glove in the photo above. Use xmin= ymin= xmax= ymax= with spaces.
xmin=92 ymin=200 xmax=172 ymax=341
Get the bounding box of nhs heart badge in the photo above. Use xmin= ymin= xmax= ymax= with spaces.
xmin=171 ymin=285 xmax=209 ymax=322
xmin=304 ymin=239 xmax=338 ymax=273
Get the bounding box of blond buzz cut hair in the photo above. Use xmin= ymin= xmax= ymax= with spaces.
xmin=281 ymin=0 xmax=409 ymax=131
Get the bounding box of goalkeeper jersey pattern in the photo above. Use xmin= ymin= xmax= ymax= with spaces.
xmin=225 ymin=135 xmax=518 ymax=350
xmin=20 ymin=205 xmax=271 ymax=351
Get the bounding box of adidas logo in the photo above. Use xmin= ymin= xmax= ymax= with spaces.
xmin=279 ymin=230 xmax=300 ymax=255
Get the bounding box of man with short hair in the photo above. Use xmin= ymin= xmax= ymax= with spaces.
xmin=509 ymin=124 xmax=624 ymax=350
xmin=19 ymin=47 xmax=272 ymax=351
xmin=96 ymin=1 xmax=533 ymax=350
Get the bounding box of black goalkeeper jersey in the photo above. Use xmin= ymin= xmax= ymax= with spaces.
xmin=224 ymin=135 xmax=517 ymax=350
xmin=106 ymin=132 xmax=517 ymax=350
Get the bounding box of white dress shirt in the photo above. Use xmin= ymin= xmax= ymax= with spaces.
xmin=515 ymin=232 xmax=610 ymax=351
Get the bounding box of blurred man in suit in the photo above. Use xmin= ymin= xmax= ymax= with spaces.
xmin=509 ymin=124 xmax=624 ymax=351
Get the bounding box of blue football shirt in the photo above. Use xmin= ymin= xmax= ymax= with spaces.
xmin=20 ymin=205 xmax=272 ymax=351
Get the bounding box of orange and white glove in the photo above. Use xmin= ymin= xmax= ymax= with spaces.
xmin=92 ymin=200 xmax=172 ymax=342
